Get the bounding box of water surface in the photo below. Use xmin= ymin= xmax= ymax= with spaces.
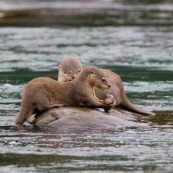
xmin=0 ymin=0 xmax=173 ymax=172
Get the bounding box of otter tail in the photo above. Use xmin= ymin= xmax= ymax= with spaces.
xmin=121 ymin=92 xmax=155 ymax=116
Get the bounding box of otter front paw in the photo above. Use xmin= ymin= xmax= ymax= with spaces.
xmin=103 ymin=95 xmax=115 ymax=106
xmin=101 ymin=95 xmax=115 ymax=113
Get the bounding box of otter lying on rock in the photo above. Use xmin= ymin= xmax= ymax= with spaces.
xmin=14 ymin=65 xmax=115 ymax=124
xmin=58 ymin=57 xmax=155 ymax=116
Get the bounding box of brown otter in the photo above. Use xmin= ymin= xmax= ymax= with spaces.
xmin=14 ymin=65 xmax=115 ymax=124
xmin=58 ymin=57 xmax=82 ymax=82
xmin=58 ymin=57 xmax=155 ymax=116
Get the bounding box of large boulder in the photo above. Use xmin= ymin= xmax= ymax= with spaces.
xmin=31 ymin=107 xmax=147 ymax=132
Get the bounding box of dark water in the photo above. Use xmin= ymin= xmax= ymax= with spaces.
xmin=0 ymin=0 xmax=173 ymax=172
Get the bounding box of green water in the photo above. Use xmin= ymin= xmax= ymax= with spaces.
xmin=0 ymin=0 xmax=173 ymax=172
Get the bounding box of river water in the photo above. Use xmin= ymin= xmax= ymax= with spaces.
xmin=0 ymin=0 xmax=173 ymax=172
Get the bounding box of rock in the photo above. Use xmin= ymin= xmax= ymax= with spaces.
xmin=29 ymin=107 xmax=148 ymax=133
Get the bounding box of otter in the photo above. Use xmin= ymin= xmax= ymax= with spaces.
xmin=14 ymin=65 xmax=115 ymax=124
xmin=58 ymin=57 xmax=155 ymax=116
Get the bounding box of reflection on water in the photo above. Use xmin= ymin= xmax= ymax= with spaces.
xmin=0 ymin=0 xmax=173 ymax=172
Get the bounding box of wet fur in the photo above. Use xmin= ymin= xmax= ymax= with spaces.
xmin=14 ymin=66 xmax=112 ymax=124
xmin=58 ymin=57 xmax=155 ymax=116
xmin=58 ymin=57 xmax=82 ymax=82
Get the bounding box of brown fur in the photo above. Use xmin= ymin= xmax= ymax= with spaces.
xmin=14 ymin=65 xmax=113 ymax=124
xmin=58 ymin=57 xmax=82 ymax=82
xmin=58 ymin=57 xmax=155 ymax=116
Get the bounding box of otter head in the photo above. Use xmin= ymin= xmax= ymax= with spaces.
xmin=83 ymin=65 xmax=111 ymax=90
xmin=58 ymin=57 xmax=82 ymax=82
xmin=80 ymin=65 xmax=111 ymax=103
xmin=89 ymin=72 xmax=111 ymax=90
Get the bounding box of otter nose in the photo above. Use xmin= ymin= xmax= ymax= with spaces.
xmin=73 ymin=74 xmax=78 ymax=79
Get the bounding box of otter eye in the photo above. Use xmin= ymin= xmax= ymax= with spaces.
xmin=102 ymin=77 xmax=106 ymax=82
xmin=66 ymin=71 xmax=70 ymax=74
xmin=91 ymin=71 xmax=95 ymax=74
xmin=78 ymin=69 xmax=81 ymax=72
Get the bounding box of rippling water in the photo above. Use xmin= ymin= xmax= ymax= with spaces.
xmin=0 ymin=0 xmax=173 ymax=172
